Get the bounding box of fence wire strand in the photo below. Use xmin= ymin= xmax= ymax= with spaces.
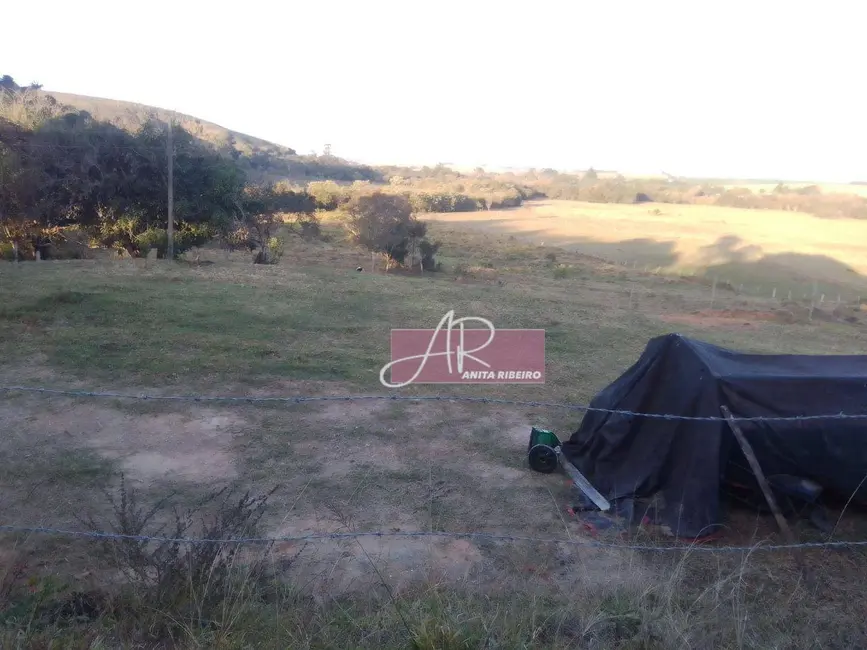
xmin=3 ymin=383 xmax=867 ymax=554
xmin=2 ymin=524 xmax=866 ymax=553
xmin=2 ymin=385 xmax=866 ymax=422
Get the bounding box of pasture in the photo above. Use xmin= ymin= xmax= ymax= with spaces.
xmin=2 ymin=210 xmax=867 ymax=648
xmin=425 ymin=199 xmax=867 ymax=304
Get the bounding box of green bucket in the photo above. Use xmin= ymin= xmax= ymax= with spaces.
xmin=527 ymin=427 xmax=561 ymax=474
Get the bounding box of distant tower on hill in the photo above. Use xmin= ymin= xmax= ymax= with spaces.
xmin=323 ymin=143 xmax=332 ymax=156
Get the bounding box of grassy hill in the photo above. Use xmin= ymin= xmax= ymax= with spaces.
xmin=42 ymin=90 xmax=385 ymax=184
xmin=45 ymin=91 xmax=297 ymax=157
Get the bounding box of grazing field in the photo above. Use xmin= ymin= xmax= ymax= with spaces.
xmin=426 ymin=200 xmax=867 ymax=304
xmin=2 ymin=219 xmax=867 ymax=648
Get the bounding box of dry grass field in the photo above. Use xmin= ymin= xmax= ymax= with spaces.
xmin=2 ymin=212 xmax=867 ymax=648
xmin=425 ymin=199 xmax=867 ymax=304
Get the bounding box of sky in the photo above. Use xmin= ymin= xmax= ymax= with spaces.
xmin=2 ymin=0 xmax=865 ymax=182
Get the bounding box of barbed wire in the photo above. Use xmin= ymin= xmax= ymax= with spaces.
xmin=2 ymin=385 xmax=866 ymax=422
xmin=4 ymin=385 xmax=867 ymax=554
xmin=1 ymin=524 xmax=865 ymax=553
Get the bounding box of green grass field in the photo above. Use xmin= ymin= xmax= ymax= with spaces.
xmin=2 ymin=213 xmax=867 ymax=648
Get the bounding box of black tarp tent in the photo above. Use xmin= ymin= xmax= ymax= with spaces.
xmin=560 ymin=333 xmax=867 ymax=539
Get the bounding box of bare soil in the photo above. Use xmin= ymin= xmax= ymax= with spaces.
xmin=660 ymin=308 xmax=787 ymax=329
xmin=2 ymin=382 xmax=642 ymax=598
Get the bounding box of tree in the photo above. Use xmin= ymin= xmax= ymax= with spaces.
xmin=234 ymin=182 xmax=315 ymax=264
xmin=344 ymin=192 xmax=439 ymax=271
xmin=0 ymin=138 xmax=44 ymax=259
xmin=307 ymin=180 xmax=345 ymax=210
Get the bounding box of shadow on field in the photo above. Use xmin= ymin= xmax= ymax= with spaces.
xmin=442 ymin=216 xmax=867 ymax=301
xmin=443 ymin=216 xmax=681 ymax=268
xmin=698 ymin=235 xmax=867 ymax=301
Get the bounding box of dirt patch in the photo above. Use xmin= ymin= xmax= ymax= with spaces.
xmin=473 ymin=460 xmax=528 ymax=482
xmin=287 ymin=423 xmax=532 ymax=483
xmin=282 ymin=399 xmax=439 ymax=478
xmin=502 ymin=422 xmax=535 ymax=446
xmin=267 ymin=511 xmax=654 ymax=599
xmin=90 ymin=409 xmax=243 ymax=483
xmin=660 ymin=308 xmax=794 ymax=329
xmin=660 ymin=303 xmax=867 ymax=330
xmin=291 ymin=436 xmax=406 ymax=478
xmin=239 ymin=378 xmax=363 ymax=399
xmin=268 ymin=514 xmax=487 ymax=596
xmin=6 ymin=401 xmax=246 ymax=485
xmin=314 ymin=399 xmax=392 ymax=424
xmin=261 ymin=404 xmax=575 ymax=597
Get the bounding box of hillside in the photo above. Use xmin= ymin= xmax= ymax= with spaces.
xmin=45 ymin=91 xmax=295 ymax=156
xmin=41 ymin=90 xmax=384 ymax=184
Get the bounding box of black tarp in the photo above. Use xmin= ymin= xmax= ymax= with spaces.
xmin=560 ymin=333 xmax=867 ymax=539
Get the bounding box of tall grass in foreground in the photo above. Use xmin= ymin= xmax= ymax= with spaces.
xmin=1 ymin=478 xmax=855 ymax=649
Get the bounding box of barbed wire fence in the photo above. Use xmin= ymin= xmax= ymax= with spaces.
xmin=3 ymin=385 xmax=867 ymax=422
xmin=2 ymin=524 xmax=867 ymax=554
xmin=3 ymin=384 xmax=867 ymax=555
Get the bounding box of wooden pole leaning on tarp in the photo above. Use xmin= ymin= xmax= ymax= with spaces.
xmin=720 ymin=405 xmax=815 ymax=588
xmin=720 ymin=405 xmax=795 ymax=543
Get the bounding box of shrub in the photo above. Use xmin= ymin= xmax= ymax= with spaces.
xmin=221 ymin=223 xmax=256 ymax=253
xmin=408 ymin=192 xmax=485 ymax=213
xmin=263 ymin=236 xmax=283 ymax=262
xmin=418 ymin=238 xmax=442 ymax=271
xmin=133 ymin=228 xmax=167 ymax=257
xmin=45 ymin=227 xmax=92 ymax=259
xmin=239 ymin=182 xmax=314 ymax=263
xmin=345 ymin=192 xmax=424 ymax=268
xmin=253 ymin=235 xmax=285 ymax=264
xmin=289 ymin=212 xmax=322 ymax=239
xmin=80 ymin=476 xmax=281 ymax=640
xmin=307 ymin=180 xmax=347 ymax=210
xmin=0 ymin=241 xmax=17 ymax=261
xmin=133 ymin=224 xmax=214 ymax=259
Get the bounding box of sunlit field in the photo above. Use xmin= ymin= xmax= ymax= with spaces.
xmin=424 ymin=199 xmax=867 ymax=303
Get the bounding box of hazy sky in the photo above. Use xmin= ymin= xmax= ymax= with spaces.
xmin=2 ymin=1 xmax=864 ymax=181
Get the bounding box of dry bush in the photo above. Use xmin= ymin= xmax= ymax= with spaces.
xmin=77 ymin=476 xmax=281 ymax=638
xmin=343 ymin=192 xmax=440 ymax=271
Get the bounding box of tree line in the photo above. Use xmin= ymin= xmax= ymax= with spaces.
xmin=372 ymin=164 xmax=867 ymax=221
xmin=0 ymin=77 xmax=444 ymax=270
xmin=0 ymin=81 xmax=309 ymax=262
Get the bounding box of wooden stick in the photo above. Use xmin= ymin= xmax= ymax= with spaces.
xmin=721 ymin=405 xmax=815 ymax=588
xmin=720 ymin=406 xmax=795 ymax=543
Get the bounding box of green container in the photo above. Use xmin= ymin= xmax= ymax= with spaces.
xmin=528 ymin=427 xmax=560 ymax=450
xmin=527 ymin=427 xmax=561 ymax=474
